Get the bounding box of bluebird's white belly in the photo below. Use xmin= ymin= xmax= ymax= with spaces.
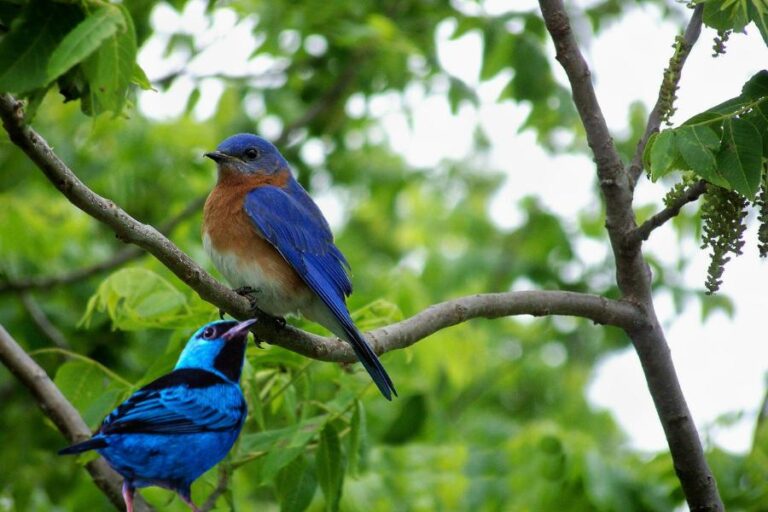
xmin=202 ymin=233 xmax=309 ymax=317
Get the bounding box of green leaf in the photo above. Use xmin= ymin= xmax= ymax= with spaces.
xmin=675 ymin=125 xmax=721 ymax=177
xmin=276 ymin=455 xmax=317 ymax=512
xmin=80 ymin=268 xmax=190 ymax=330
xmin=82 ymin=5 xmax=137 ymax=115
xmin=316 ymin=423 xmax=345 ymax=512
xmin=749 ymin=3 xmax=768 ymax=46
xmin=447 ymin=76 xmax=478 ymax=115
xmin=481 ymin=24 xmax=514 ymax=81
xmin=703 ymin=0 xmax=749 ymax=31
xmin=510 ymin=34 xmax=553 ymax=102
xmin=46 ymin=6 xmax=124 ymax=83
xmin=649 ymin=129 xmax=677 ymax=180
xmin=131 ymin=62 xmax=153 ymax=91
xmin=717 ymin=117 xmax=763 ymax=198
xmin=742 ymin=70 xmax=768 ymax=99
xmin=382 ymin=394 xmax=428 ymax=444
xmin=347 ymin=399 xmax=368 ymax=476
xmin=743 ymin=101 xmax=768 ymax=156
xmin=261 ymin=446 xmax=304 ymax=485
xmin=54 ymin=360 xmax=128 ymax=428
xmin=0 ymin=1 xmax=81 ymax=93
xmin=701 ymin=292 xmax=735 ymax=321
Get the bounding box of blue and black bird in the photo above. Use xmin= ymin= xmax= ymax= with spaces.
xmin=202 ymin=133 xmax=397 ymax=400
xmin=58 ymin=319 xmax=256 ymax=512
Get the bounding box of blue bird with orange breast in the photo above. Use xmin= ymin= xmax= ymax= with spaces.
xmin=58 ymin=319 xmax=255 ymax=512
xmin=202 ymin=134 xmax=396 ymax=400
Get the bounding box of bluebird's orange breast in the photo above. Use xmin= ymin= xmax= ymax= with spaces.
xmin=202 ymin=171 xmax=310 ymax=316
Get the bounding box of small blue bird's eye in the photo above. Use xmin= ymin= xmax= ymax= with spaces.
xmin=244 ymin=148 xmax=260 ymax=160
xmin=202 ymin=326 xmax=216 ymax=340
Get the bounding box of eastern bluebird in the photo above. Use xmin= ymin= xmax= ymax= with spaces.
xmin=202 ymin=134 xmax=396 ymax=400
xmin=58 ymin=319 xmax=255 ymax=512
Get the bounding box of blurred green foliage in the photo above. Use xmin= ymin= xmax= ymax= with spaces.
xmin=0 ymin=0 xmax=766 ymax=511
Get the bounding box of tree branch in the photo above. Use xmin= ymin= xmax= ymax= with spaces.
xmin=0 ymin=324 xmax=154 ymax=512
xmin=0 ymin=92 xmax=641 ymax=365
xmin=0 ymin=195 xmax=205 ymax=294
xmin=539 ymin=1 xmax=723 ymax=510
xmin=628 ymin=5 xmax=704 ymax=185
xmin=627 ymin=179 xmax=708 ymax=246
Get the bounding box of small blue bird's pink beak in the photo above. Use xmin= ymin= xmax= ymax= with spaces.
xmin=222 ymin=319 xmax=257 ymax=341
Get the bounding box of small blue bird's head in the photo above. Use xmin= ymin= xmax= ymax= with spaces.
xmin=205 ymin=134 xmax=289 ymax=176
xmin=175 ymin=319 xmax=256 ymax=382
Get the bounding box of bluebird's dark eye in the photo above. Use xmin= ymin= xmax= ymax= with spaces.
xmin=244 ymin=148 xmax=260 ymax=160
xmin=202 ymin=326 xmax=216 ymax=340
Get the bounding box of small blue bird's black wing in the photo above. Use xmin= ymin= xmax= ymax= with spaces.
xmin=244 ymin=184 xmax=396 ymax=399
xmin=100 ymin=369 xmax=246 ymax=435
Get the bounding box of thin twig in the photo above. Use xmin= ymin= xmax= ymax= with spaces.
xmin=628 ymin=5 xmax=704 ymax=185
xmin=0 ymin=195 xmax=205 ymax=294
xmin=0 ymin=324 xmax=154 ymax=512
xmin=627 ymin=180 xmax=708 ymax=246
xmin=200 ymin=465 xmax=230 ymax=512
xmin=20 ymin=292 xmax=70 ymax=349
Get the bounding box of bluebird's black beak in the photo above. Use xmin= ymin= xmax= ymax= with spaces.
xmin=222 ymin=319 xmax=257 ymax=341
xmin=204 ymin=151 xmax=230 ymax=163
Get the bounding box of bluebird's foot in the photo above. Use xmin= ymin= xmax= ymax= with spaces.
xmin=232 ymin=286 xmax=285 ymax=328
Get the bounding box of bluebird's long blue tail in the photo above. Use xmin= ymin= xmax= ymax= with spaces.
xmin=58 ymin=437 xmax=107 ymax=455
xmin=342 ymin=324 xmax=397 ymax=400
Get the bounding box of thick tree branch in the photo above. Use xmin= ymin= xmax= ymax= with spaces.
xmin=0 ymin=195 xmax=204 ymax=294
xmin=0 ymin=92 xmax=640 ymax=365
xmin=0 ymin=324 xmax=154 ymax=512
xmin=627 ymin=180 xmax=708 ymax=246
xmin=629 ymin=5 xmax=704 ymax=185
xmin=539 ymin=1 xmax=723 ymax=510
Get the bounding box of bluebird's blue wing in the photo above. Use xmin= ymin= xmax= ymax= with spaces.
xmin=244 ymin=184 xmax=396 ymax=399
xmin=100 ymin=369 xmax=246 ymax=435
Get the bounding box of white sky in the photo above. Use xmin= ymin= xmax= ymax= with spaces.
xmin=138 ymin=1 xmax=768 ymax=453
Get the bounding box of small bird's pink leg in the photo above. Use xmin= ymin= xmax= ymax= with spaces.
xmin=122 ymin=481 xmax=135 ymax=512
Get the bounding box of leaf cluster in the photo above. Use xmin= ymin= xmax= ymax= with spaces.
xmin=0 ymin=0 xmax=151 ymax=116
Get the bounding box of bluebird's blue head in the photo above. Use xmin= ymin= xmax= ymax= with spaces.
xmin=175 ymin=319 xmax=256 ymax=382
xmin=205 ymin=134 xmax=288 ymax=176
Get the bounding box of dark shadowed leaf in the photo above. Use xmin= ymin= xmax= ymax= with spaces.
xmin=382 ymin=394 xmax=428 ymax=444
xmin=46 ymin=6 xmax=124 ymax=83
xmin=717 ymin=118 xmax=763 ymax=198
xmin=649 ymin=129 xmax=677 ymax=180
xmin=0 ymin=1 xmax=81 ymax=93
xmin=675 ymin=125 xmax=720 ymax=177
xmin=347 ymin=399 xmax=368 ymax=475
xmin=742 ymin=70 xmax=768 ymax=99
xmin=276 ymin=455 xmax=317 ymax=512
xmin=316 ymin=423 xmax=345 ymax=512
xmin=81 ymin=5 xmax=136 ymax=115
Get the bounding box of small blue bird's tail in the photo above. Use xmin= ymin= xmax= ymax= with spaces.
xmin=343 ymin=325 xmax=397 ymax=401
xmin=58 ymin=437 xmax=107 ymax=455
